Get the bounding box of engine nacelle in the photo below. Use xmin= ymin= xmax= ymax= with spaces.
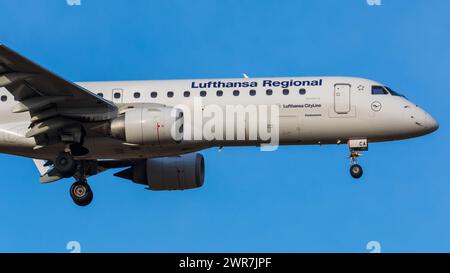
xmin=110 ymin=107 xmax=183 ymax=145
xmin=114 ymin=153 xmax=205 ymax=191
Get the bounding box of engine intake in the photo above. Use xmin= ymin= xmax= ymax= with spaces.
xmin=110 ymin=107 xmax=183 ymax=145
xmin=114 ymin=153 xmax=205 ymax=191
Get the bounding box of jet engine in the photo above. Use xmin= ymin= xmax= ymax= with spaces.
xmin=110 ymin=106 xmax=183 ymax=145
xmin=114 ymin=153 xmax=205 ymax=191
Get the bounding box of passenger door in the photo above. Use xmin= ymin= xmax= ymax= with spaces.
xmin=334 ymin=84 xmax=351 ymax=114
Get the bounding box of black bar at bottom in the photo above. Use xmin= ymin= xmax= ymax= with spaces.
xmin=0 ymin=253 xmax=447 ymax=272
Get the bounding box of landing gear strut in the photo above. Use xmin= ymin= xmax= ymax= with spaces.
xmin=349 ymin=150 xmax=363 ymax=179
xmin=52 ymin=151 xmax=94 ymax=206
xmin=70 ymin=161 xmax=94 ymax=207
xmin=347 ymin=139 xmax=368 ymax=179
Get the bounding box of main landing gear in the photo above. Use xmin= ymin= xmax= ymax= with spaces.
xmin=53 ymin=152 xmax=94 ymax=206
xmin=54 ymin=152 xmax=77 ymax=178
xmin=347 ymin=139 xmax=368 ymax=179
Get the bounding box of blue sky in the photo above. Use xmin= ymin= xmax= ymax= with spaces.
xmin=0 ymin=0 xmax=449 ymax=252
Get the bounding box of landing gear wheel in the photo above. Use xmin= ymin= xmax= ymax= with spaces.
xmin=70 ymin=181 xmax=93 ymax=207
xmin=350 ymin=164 xmax=363 ymax=179
xmin=55 ymin=152 xmax=77 ymax=178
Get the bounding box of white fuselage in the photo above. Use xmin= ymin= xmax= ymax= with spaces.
xmin=0 ymin=76 xmax=438 ymax=160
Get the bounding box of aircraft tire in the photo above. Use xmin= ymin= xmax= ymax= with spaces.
xmin=350 ymin=164 xmax=363 ymax=179
xmin=54 ymin=152 xmax=77 ymax=178
xmin=70 ymin=181 xmax=93 ymax=207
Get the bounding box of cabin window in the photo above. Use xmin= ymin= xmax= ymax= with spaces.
xmin=1 ymin=95 xmax=6 ymax=102
xmin=233 ymin=90 xmax=240 ymax=96
xmin=200 ymin=91 xmax=207 ymax=97
xmin=217 ymin=90 xmax=223 ymax=97
xmin=283 ymin=89 xmax=289 ymax=95
xmin=249 ymin=90 xmax=256 ymax=96
xmin=266 ymin=89 xmax=273 ymax=96
xmin=167 ymin=91 xmax=174 ymax=98
xmin=114 ymin=92 xmax=121 ymax=99
xmin=299 ymin=88 xmax=306 ymax=95
xmin=184 ymin=91 xmax=190 ymax=97
xmin=151 ymin=92 xmax=158 ymax=98
xmin=97 ymin=93 xmax=103 ymax=97
xmin=134 ymin=92 xmax=140 ymax=98
xmin=372 ymin=86 xmax=388 ymax=95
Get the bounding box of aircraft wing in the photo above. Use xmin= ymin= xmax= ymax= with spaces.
xmin=0 ymin=44 xmax=117 ymax=120
xmin=0 ymin=44 xmax=118 ymax=148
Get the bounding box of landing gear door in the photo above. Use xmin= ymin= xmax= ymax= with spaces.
xmin=334 ymin=84 xmax=351 ymax=114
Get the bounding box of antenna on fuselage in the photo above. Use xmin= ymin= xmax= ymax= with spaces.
xmin=242 ymin=73 xmax=249 ymax=79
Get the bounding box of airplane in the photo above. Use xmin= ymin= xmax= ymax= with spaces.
xmin=0 ymin=44 xmax=439 ymax=206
